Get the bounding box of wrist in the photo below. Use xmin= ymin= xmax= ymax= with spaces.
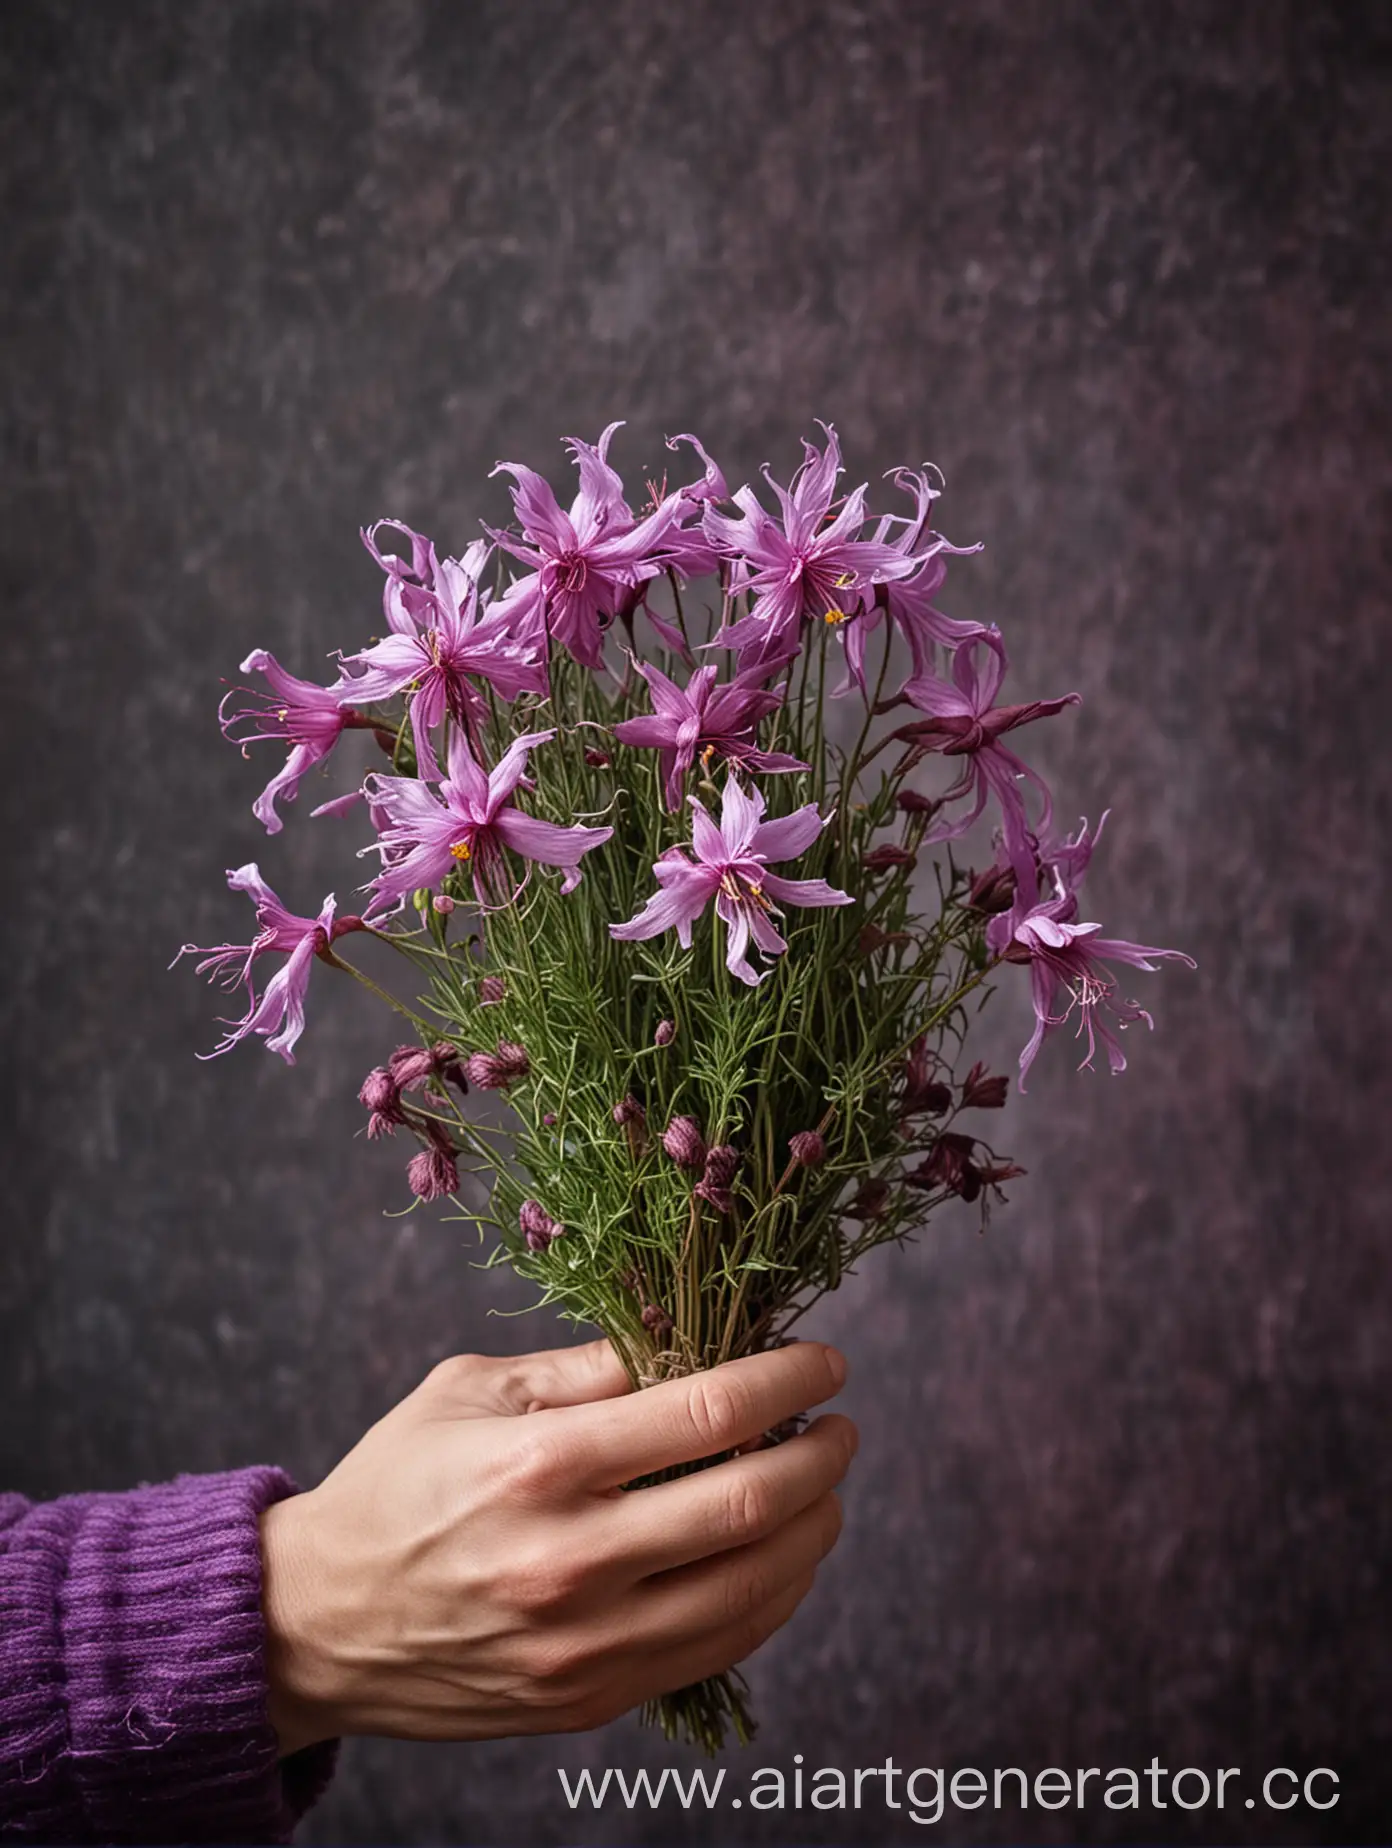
xmin=259 ymin=1492 xmax=345 ymax=1756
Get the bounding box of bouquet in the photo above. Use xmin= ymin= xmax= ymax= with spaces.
xmin=180 ymin=421 xmax=1192 ymax=1750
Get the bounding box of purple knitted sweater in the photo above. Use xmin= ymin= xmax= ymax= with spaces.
xmin=0 ymin=1468 xmax=337 ymax=1843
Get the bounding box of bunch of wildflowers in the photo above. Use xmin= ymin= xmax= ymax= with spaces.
xmin=182 ymin=420 xmax=1191 ymax=1749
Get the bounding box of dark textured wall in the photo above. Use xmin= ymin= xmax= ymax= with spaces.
xmin=2 ymin=1 xmax=1389 ymax=1842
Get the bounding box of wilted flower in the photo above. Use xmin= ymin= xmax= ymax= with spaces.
xmin=611 ymin=779 xmax=851 ymax=987
xmin=966 ymin=860 xmax=1018 ymax=915
xmin=221 ymin=651 xmax=358 ymax=836
xmin=901 ymin=1035 xmax=952 ymax=1116
xmin=407 ymin=1124 xmax=459 ymax=1201
xmin=612 ymin=1094 xmax=646 ymax=1128
xmin=960 ymin=1061 xmax=1009 ymax=1109
xmin=662 ymin=1115 xmax=707 ymax=1171
xmin=364 ymin=727 xmax=613 ymax=913
xmin=788 ymin=1130 xmax=826 ymax=1168
xmin=896 ymin=789 xmax=941 ymax=817
xmin=894 ymin=636 xmax=1080 ymax=892
xmin=845 ymin=1177 xmax=891 ymax=1220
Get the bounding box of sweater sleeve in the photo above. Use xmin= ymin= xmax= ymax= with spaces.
xmin=0 ymin=1469 xmax=338 ymax=1844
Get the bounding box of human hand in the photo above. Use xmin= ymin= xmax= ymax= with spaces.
xmin=259 ymin=1339 xmax=854 ymax=1750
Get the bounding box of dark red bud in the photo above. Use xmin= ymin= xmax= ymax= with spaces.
xmin=788 ymin=1130 xmax=826 ymax=1168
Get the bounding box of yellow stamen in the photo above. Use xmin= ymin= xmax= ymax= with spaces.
xmin=700 ymin=743 xmax=717 ymax=771
xmin=277 ymin=707 xmax=290 ymax=720
xmin=450 ymin=840 xmax=472 ymax=862
xmin=823 ymin=607 xmax=846 ymax=624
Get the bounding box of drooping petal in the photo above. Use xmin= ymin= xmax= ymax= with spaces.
xmin=758 ymin=872 xmax=853 ymax=909
xmin=747 ymin=800 xmax=825 ymax=865
xmin=492 ymin=807 xmax=613 ymax=877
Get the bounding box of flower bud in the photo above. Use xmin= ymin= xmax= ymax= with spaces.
xmin=466 ymin=1040 xmax=530 ymax=1090
xmin=695 ymin=1143 xmax=740 ymax=1212
xmin=654 ymin=1018 xmax=676 ymax=1047
xmin=432 ymin=893 xmax=456 ymax=915
xmin=640 ymin=1303 xmax=673 ymax=1336
xmin=864 ymin=843 xmax=916 ymax=873
xmin=788 ymin=1130 xmax=826 ymax=1168
xmin=612 ymin=1094 xmax=646 ymax=1128
xmin=519 ymin=1199 xmax=561 ymax=1252
xmin=479 ymin=975 xmax=506 ymax=1005
xmin=967 ymin=863 xmax=1017 ymax=915
xmin=407 ymin=1142 xmax=458 ymax=1201
xmin=388 ymin=1045 xmax=435 ymax=1089
xmin=583 ymin=746 xmax=612 ymax=767
xmin=542 ymin=1111 xmax=557 ymax=1127
xmin=662 ymin=1115 xmax=707 ymax=1171
xmin=358 ymin=1065 xmax=398 ymax=1114
xmin=495 ymin=1040 xmax=530 ymax=1079
xmin=960 ymin=1061 xmax=1009 ymax=1109
xmin=896 ymin=789 xmax=941 ymax=816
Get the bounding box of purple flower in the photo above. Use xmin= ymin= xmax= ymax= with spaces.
xmin=695 ymin=1144 xmax=741 ymax=1213
xmin=894 ymin=636 xmax=1080 ymax=892
xmin=836 ymin=468 xmax=990 ymax=696
xmin=987 ymin=895 xmax=1194 ymax=1088
xmin=220 ymin=651 xmax=357 ymax=835
xmin=788 ymin=1130 xmax=827 ymax=1168
xmin=519 ymin=1200 xmax=561 ymax=1252
xmin=465 ymin=1040 xmax=530 ymax=1090
xmin=704 ymin=423 xmax=917 ymax=660
xmin=363 ymin=727 xmax=613 ymax=913
xmin=174 ymin=864 xmax=358 ymax=1064
xmin=489 ymin=423 xmax=686 ymax=670
xmin=662 ymin=1115 xmax=707 ymax=1171
xmin=408 ymin=1126 xmax=459 ymax=1201
xmin=611 ymin=778 xmax=852 ymax=986
xmin=612 ymin=657 xmax=807 ymax=809
xmin=337 ymin=535 xmax=547 ymax=780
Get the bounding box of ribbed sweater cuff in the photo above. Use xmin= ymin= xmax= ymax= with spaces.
xmin=3 ymin=1467 xmax=337 ymax=1844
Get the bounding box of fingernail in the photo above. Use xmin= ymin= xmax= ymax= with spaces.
xmin=824 ymin=1345 xmax=848 ymax=1388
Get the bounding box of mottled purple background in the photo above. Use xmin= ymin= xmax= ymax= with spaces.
xmin=2 ymin=1 xmax=1389 ymax=1843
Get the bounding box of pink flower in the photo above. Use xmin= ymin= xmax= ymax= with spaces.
xmin=363 ymin=728 xmax=613 ymax=913
xmin=220 ymin=651 xmax=356 ymax=835
xmin=489 ymin=424 xmax=686 ymax=669
xmin=337 ymin=533 xmax=547 ymax=779
xmin=704 ymin=423 xmax=917 ymax=660
xmin=611 ymin=779 xmax=852 ymax=986
xmin=894 ymin=636 xmax=1080 ymax=892
xmin=612 ymin=656 xmax=807 ymax=809
xmin=987 ymin=894 xmax=1194 ymax=1088
xmin=174 ymin=864 xmax=360 ymax=1064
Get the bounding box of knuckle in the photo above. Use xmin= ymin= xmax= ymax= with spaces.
xmin=498 ymin=1547 xmax=575 ymax=1616
xmin=520 ymin=1630 xmax=591 ymax=1694
xmin=724 ymin=1470 xmax=776 ymax=1541
xmin=424 ymin=1352 xmax=485 ymax=1396
xmin=503 ymin=1425 xmax=572 ymax=1498
xmin=685 ymin=1372 xmax=748 ymax=1451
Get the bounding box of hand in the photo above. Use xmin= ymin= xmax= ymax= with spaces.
xmin=259 ymin=1339 xmax=854 ymax=1750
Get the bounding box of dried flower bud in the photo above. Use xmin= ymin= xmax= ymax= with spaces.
xmin=864 ymin=843 xmax=916 ymax=873
xmin=583 ymin=746 xmax=612 ymax=767
xmin=896 ymin=789 xmax=941 ymax=816
xmin=358 ymin=1066 xmax=398 ymax=1114
xmin=846 ymin=1177 xmax=890 ymax=1220
xmin=388 ymin=1044 xmax=436 ymax=1089
xmin=967 ymin=863 xmax=1017 ymax=915
xmin=662 ymin=1115 xmax=707 ymax=1171
xmin=407 ymin=1142 xmax=459 ymax=1202
xmin=654 ymin=1018 xmax=676 ymax=1047
xmin=978 ymin=1158 xmax=1027 ymax=1188
xmin=858 ymin=923 xmax=912 ymax=956
xmin=466 ymin=1040 xmax=530 ymax=1090
xmin=960 ymin=1061 xmax=1009 ymax=1110
xmin=479 ymin=975 xmax=506 ymax=1005
xmin=432 ymin=893 xmax=456 ymax=915
xmin=612 ymin=1094 xmax=646 ymax=1128
xmin=640 ymin=1303 xmax=673 ymax=1336
xmin=519 ymin=1199 xmax=561 ymax=1252
xmin=788 ymin=1130 xmax=826 ymax=1168
xmin=695 ymin=1143 xmax=740 ymax=1211
xmin=907 ymin=1132 xmax=979 ymax=1199
xmin=901 ymin=1036 xmax=952 ymax=1115
xmin=366 ymin=1111 xmax=398 ymax=1140
xmin=542 ymin=1111 xmax=557 ymax=1128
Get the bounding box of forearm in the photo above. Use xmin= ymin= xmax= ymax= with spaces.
xmin=0 ymin=1471 xmax=337 ymax=1844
